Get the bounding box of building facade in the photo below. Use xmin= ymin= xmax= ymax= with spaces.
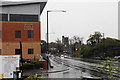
xmin=0 ymin=1 xmax=47 ymax=59
xmin=62 ymin=36 xmax=69 ymax=46
xmin=62 ymin=36 xmax=69 ymax=52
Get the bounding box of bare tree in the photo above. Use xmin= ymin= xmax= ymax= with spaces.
xmin=70 ymin=35 xmax=83 ymax=44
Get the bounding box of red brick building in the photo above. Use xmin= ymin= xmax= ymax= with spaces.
xmin=0 ymin=1 xmax=47 ymax=59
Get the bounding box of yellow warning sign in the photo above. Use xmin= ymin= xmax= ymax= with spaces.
xmin=0 ymin=74 xmax=2 ymax=79
xmin=0 ymin=73 xmax=4 ymax=79
xmin=1 ymin=73 xmax=4 ymax=78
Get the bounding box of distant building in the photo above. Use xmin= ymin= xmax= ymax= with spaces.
xmin=62 ymin=36 xmax=69 ymax=46
xmin=62 ymin=36 xmax=69 ymax=52
xmin=0 ymin=0 xmax=47 ymax=59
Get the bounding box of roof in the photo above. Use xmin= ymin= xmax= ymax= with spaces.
xmin=0 ymin=0 xmax=47 ymax=14
xmin=0 ymin=0 xmax=47 ymax=7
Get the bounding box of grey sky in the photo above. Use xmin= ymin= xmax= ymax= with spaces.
xmin=41 ymin=0 xmax=119 ymax=43
xmin=2 ymin=0 xmax=120 ymax=43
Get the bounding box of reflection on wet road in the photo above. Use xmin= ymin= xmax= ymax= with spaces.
xmin=42 ymin=56 xmax=105 ymax=78
xmin=24 ymin=56 xmax=120 ymax=79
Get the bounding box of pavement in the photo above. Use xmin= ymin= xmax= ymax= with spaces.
xmin=41 ymin=57 xmax=97 ymax=78
xmin=23 ymin=58 xmax=69 ymax=77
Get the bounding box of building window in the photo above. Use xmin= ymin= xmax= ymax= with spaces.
xmin=15 ymin=49 xmax=21 ymax=54
xmin=0 ymin=49 xmax=2 ymax=54
xmin=10 ymin=14 xmax=38 ymax=22
xmin=0 ymin=14 xmax=8 ymax=21
xmin=28 ymin=30 xmax=34 ymax=38
xmin=28 ymin=49 xmax=33 ymax=54
xmin=15 ymin=31 xmax=21 ymax=38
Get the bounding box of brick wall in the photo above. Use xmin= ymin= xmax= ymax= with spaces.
xmin=0 ymin=21 xmax=41 ymax=59
xmin=2 ymin=42 xmax=41 ymax=59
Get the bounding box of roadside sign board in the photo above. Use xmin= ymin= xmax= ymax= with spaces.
xmin=0 ymin=55 xmax=20 ymax=79
xmin=0 ymin=57 xmax=2 ymax=79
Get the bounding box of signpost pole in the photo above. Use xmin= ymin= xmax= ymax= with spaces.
xmin=20 ymin=41 xmax=23 ymax=77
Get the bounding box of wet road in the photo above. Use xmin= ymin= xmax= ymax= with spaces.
xmin=24 ymin=56 xmax=120 ymax=79
xmin=42 ymin=56 xmax=107 ymax=78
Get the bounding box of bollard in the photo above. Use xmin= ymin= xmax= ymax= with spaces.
xmin=13 ymin=71 xmax=21 ymax=80
xmin=13 ymin=71 xmax=17 ymax=80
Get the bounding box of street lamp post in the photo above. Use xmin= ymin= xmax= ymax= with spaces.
xmin=46 ymin=10 xmax=66 ymax=69
xmin=46 ymin=10 xmax=66 ymax=52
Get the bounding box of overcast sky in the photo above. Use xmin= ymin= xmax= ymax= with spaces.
xmin=2 ymin=0 xmax=120 ymax=43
